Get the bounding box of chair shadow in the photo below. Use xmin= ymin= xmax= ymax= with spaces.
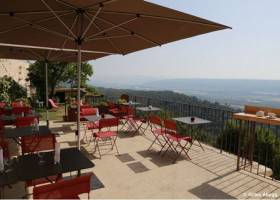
xmin=117 ymin=131 xmax=137 ymax=138
xmin=189 ymin=183 xmax=236 ymax=199
xmin=137 ymin=149 xmax=185 ymax=167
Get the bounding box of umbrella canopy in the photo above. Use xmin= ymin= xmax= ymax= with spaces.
xmin=0 ymin=0 xmax=230 ymax=149
xmin=0 ymin=0 xmax=229 ymax=53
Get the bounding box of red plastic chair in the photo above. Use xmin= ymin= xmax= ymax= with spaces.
xmin=15 ymin=116 xmax=38 ymax=128
xmin=33 ymin=173 xmax=93 ymax=199
xmin=147 ymin=115 xmax=165 ymax=151
xmin=93 ymin=118 xmax=119 ymax=158
xmin=12 ymin=106 xmax=31 ymax=115
xmin=162 ymin=119 xmax=192 ymax=163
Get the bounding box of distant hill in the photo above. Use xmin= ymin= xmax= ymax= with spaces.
xmin=138 ymin=79 xmax=280 ymax=108
xmin=97 ymin=87 xmax=234 ymax=111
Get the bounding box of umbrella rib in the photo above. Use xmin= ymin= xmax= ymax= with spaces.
xmin=95 ymin=16 xmax=161 ymax=46
xmin=56 ymin=0 xmax=77 ymax=9
xmin=94 ymin=10 xmax=229 ymax=29
xmin=84 ymin=12 xmax=123 ymax=55
xmin=85 ymin=17 xmax=138 ymax=41
xmin=60 ymin=15 xmax=79 ymax=49
xmin=83 ymin=0 xmax=117 ymax=10
xmin=81 ymin=7 xmax=102 ymax=39
xmin=41 ymin=0 xmax=77 ymax=39
xmin=87 ymin=34 xmax=132 ymax=41
xmin=0 ymin=10 xmax=73 ymax=16
xmin=0 ymin=11 xmax=74 ymax=36
xmin=26 ymin=48 xmax=44 ymax=60
xmin=12 ymin=16 xmax=74 ymax=41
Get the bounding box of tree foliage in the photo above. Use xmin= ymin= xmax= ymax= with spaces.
xmin=0 ymin=75 xmax=27 ymax=102
xmin=27 ymin=61 xmax=93 ymax=100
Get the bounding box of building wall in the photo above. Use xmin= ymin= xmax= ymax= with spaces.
xmin=0 ymin=59 xmax=31 ymax=95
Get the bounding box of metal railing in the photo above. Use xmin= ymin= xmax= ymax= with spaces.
xmin=106 ymin=94 xmax=280 ymax=181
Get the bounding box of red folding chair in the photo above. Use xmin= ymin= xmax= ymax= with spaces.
xmin=147 ymin=115 xmax=165 ymax=151
xmin=11 ymin=101 xmax=23 ymax=107
xmin=21 ymin=134 xmax=60 ymax=191
xmin=81 ymin=108 xmax=99 ymax=142
xmin=15 ymin=116 xmax=38 ymax=127
xmin=162 ymin=119 xmax=193 ymax=163
xmin=120 ymin=105 xmax=146 ymax=135
xmin=93 ymin=118 xmax=119 ymax=158
xmin=33 ymin=173 xmax=93 ymax=199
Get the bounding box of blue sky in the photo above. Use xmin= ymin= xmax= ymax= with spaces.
xmin=90 ymin=0 xmax=280 ymax=85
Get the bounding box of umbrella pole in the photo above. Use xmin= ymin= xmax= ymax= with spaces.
xmin=77 ymin=45 xmax=82 ymax=149
xmin=45 ymin=61 xmax=49 ymax=127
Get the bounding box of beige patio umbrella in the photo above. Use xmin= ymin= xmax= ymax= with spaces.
xmin=0 ymin=0 xmax=230 ymax=149
xmin=0 ymin=43 xmax=112 ymax=126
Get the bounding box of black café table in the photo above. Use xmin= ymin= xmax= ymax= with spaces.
xmin=4 ymin=126 xmax=51 ymax=145
xmin=0 ymin=148 xmax=94 ymax=187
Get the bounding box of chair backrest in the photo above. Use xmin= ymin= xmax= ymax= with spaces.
xmin=11 ymin=101 xmax=23 ymax=107
xmin=12 ymin=106 xmax=30 ymax=115
xmin=81 ymin=108 xmax=97 ymax=116
xmin=48 ymin=99 xmax=58 ymax=108
xmin=244 ymin=105 xmax=280 ymax=117
xmin=33 ymin=173 xmax=92 ymax=199
xmin=15 ymin=116 xmax=37 ymax=127
xmin=149 ymin=115 xmax=162 ymax=127
xmin=99 ymin=118 xmax=119 ymax=129
xmin=21 ymin=134 xmax=56 ymax=154
xmin=0 ymin=102 xmax=6 ymax=108
xmin=107 ymin=101 xmax=116 ymax=109
xmin=163 ymin=119 xmax=177 ymax=132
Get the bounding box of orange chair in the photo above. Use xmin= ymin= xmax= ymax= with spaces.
xmin=33 ymin=173 xmax=93 ymax=199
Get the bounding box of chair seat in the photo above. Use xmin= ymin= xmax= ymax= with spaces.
xmin=166 ymin=133 xmax=192 ymax=142
xmin=87 ymin=122 xmax=99 ymax=130
xmin=95 ymin=131 xmax=117 ymax=138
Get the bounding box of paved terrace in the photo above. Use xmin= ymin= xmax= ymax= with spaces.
xmin=3 ymin=120 xmax=280 ymax=199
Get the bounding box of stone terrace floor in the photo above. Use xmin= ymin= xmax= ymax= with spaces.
xmin=3 ymin=120 xmax=280 ymax=199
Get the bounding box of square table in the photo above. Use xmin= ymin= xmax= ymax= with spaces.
xmin=4 ymin=126 xmax=51 ymax=144
xmin=173 ymin=117 xmax=211 ymax=151
xmin=0 ymin=148 xmax=94 ymax=188
xmin=15 ymin=148 xmax=94 ymax=182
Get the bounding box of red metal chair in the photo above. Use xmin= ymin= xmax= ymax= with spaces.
xmin=33 ymin=173 xmax=93 ymax=199
xmin=162 ymin=119 xmax=193 ymax=163
xmin=81 ymin=108 xmax=99 ymax=142
xmin=93 ymin=118 xmax=119 ymax=158
xmin=147 ymin=115 xmax=165 ymax=151
xmin=21 ymin=134 xmax=58 ymax=191
xmin=21 ymin=134 xmax=56 ymax=155
xmin=120 ymin=106 xmax=146 ymax=135
xmin=12 ymin=106 xmax=31 ymax=115
xmin=15 ymin=116 xmax=38 ymax=128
